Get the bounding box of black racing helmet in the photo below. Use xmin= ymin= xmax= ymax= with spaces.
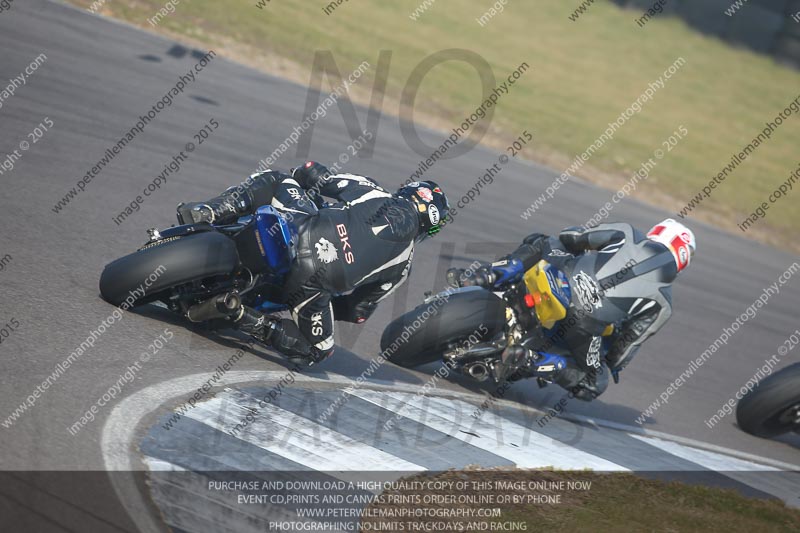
xmin=396 ymin=180 xmax=449 ymax=241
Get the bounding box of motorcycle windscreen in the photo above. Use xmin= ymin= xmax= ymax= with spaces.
xmin=523 ymin=260 xmax=571 ymax=329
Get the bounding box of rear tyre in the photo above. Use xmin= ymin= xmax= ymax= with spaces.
xmin=736 ymin=362 xmax=800 ymax=438
xmin=99 ymin=232 xmax=239 ymax=307
xmin=380 ymin=287 xmax=507 ymax=367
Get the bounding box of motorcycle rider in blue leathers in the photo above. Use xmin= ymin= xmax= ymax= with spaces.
xmin=447 ymin=219 xmax=696 ymax=401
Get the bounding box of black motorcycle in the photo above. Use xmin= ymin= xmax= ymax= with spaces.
xmin=100 ymin=206 xmax=299 ymax=320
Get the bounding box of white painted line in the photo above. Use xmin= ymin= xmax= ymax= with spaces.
xmin=630 ymin=434 xmax=800 ymax=508
xmin=102 ymin=370 xmax=800 ymax=533
xmin=348 ymin=390 xmax=628 ymax=472
xmin=558 ymin=412 xmax=800 ymax=471
xmin=185 ymin=389 xmax=425 ymax=473
xmin=143 ymin=456 xmax=186 ymax=472
xmin=629 ymin=434 xmax=779 ymax=472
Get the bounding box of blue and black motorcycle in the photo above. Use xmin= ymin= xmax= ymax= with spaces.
xmin=381 ymin=260 xmax=614 ymax=387
xmin=99 ymin=206 xmax=297 ymax=320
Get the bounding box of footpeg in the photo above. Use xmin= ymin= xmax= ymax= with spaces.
xmin=187 ymin=292 xmax=241 ymax=322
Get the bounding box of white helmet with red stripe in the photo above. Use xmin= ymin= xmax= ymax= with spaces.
xmin=647 ymin=219 xmax=696 ymax=273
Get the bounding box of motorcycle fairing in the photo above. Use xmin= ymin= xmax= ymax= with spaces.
xmin=531 ymin=352 xmax=568 ymax=376
xmin=523 ymin=260 xmax=572 ymax=329
xmin=254 ymin=205 xmax=298 ymax=275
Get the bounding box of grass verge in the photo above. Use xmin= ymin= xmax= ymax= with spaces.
xmin=360 ymin=469 xmax=800 ymax=532
xmin=68 ymin=0 xmax=800 ymax=249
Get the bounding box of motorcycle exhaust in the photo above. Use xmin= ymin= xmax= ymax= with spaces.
xmin=465 ymin=362 xmax=490 ymax=382
xmin=187 ymin=292 xmax=241 ymax=322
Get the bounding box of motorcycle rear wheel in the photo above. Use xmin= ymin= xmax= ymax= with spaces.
xmin=99 ymin=232 xmax=239 ymax=307
xmin=735 ymin=362 xmax=800 ymax=438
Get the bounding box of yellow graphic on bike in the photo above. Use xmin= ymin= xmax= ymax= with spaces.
xmin=523 ymin=260 xmax=571 ymax=329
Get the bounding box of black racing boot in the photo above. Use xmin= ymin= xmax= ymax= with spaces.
xmin=493 ymin=345 xmax=529 ymax=383
xmin=233 ymin=306 xmax=325 ymax=368
xmin=554 ymin=365 xmax=608 ymax=402
xmin=445 ymin=268 xmax=467 ymax=288
xmin=176 ymin=172 xmax=280 ymax=225
xmin=232 ymin=305 xmax=280 ymax=344
xmin=177 ymin=196 xmax=241 ymax=225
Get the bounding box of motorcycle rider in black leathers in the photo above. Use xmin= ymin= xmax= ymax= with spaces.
xmin=177 ymin=162 xmax=450 ymax=367
xmin=447 ymin=219 xmax=696 ymax=401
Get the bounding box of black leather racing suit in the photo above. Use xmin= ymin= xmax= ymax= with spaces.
xmin=477 ymin=223 xmax=677 ymax=399
xmin=252 ymin=169 xmax=419 ymax=358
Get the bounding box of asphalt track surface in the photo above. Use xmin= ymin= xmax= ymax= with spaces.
xmin=0 ymin=0 xmax=799 ymax=529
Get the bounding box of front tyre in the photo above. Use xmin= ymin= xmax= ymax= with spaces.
xmin=380 ymin=287 xmax=508 ymax=367
xmin=736 ymin=362 xmax=800 ymax=438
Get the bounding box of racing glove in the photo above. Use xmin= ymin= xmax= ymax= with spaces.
xmin=447 ymin=258 xmax=524 ymax=290
xmin=292 ymin=161 xmax=331 ymax=190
